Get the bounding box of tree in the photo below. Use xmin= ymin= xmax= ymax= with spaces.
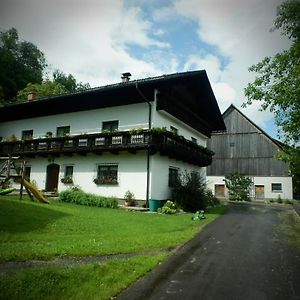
xmin=16 ymin=81 xmax=68 ymax=100
xmin=53 ymin=70 xmax=90 ymax=93
xmin=243 ymin=0 xmax=300 ymax=198
xmin=224 ymin=173 xmax=253 ymax=201
xmin=16 ymin=70 xmax=91 ymax=101
xmin=0 ymin=28 xmax=46 ymax=104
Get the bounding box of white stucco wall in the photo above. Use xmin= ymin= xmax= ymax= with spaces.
xmin=0 ymin=103 xmax=150 ymax=139
xmin=207 ymin=175 xmax=293 ymax=200
xmin=150 ymin=154 xmax=205 ymax=200
xmin=21 ymin=152 xmax=148 ymax=200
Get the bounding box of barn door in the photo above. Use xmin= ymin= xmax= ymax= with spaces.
xmin=255 ymin=185 xmax=265 ymax=199
xmin=215 ymin=184 xmax=225 ymax=197
xmin=46 ymin=164 xmax=60 ymax=191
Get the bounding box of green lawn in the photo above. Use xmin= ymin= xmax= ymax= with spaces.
xmin=0 ymin=195 xmax=225 ymax=300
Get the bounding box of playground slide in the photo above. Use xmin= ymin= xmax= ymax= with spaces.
xmin=22 ymin=179 xmax=49 ymax=204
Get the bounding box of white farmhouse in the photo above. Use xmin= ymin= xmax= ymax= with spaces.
xmin=0 ymin=70 xmax=225 ymax=204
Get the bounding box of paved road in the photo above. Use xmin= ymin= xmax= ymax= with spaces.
xmin=118 ymin=204 xmax=300 ymax=300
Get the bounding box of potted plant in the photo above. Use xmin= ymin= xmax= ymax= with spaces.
xmin=124 ymin=190 xmax=136 ymax=206
xmin=61 ymin=176 xmax=73 ymax=184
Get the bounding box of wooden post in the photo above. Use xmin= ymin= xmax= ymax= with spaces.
xmin=19 ymin=160 xmax=25 ymax=200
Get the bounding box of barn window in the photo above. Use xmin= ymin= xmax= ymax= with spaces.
xmin=271 ymin=183 xmax=282 ymax=192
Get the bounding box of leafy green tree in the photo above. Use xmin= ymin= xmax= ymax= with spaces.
xmin=53 ymin=70 xmax=90 ymax=93
xmin=0 ymin=28 xmax=46 ymax=104
xmin=244 ymin=0 xmax=300 ymax=146
xmin=224 ymin=173 xmax=253 ymax=201
xmin=16 ymin=81 xmax=68 ymax=100
xmin=243 ymin=0 xmax=300 ymax=198
xmin=16 ymin=71 xmax=91 ymax=100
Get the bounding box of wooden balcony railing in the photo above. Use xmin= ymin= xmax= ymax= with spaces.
xmin=0 ymin=130 xmax=213 ymax=167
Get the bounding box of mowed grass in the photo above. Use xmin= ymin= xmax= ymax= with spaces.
xmin=0 ymin=196 xmax=225 ymax=262
xmin=0 ymin=255 xmax=166 ymax=300
xmin=0 ymin=195 xmax=225 ymax=300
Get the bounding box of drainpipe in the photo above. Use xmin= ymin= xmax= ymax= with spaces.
xmin=135 ymin=82 xmax=152 ymax=206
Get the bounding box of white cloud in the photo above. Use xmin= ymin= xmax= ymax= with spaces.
xmin=0 ymin=0 xmax=168 ymax=86
xmin=174 ymin=0 xmax=290 ymax=130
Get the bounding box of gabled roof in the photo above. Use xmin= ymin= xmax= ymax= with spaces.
xmin=0 ymin=70 xmax=226 ymax=136
xmin=222 ymin=104 xmax=284 ymax=149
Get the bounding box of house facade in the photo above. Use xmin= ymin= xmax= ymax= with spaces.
xmin=207 ymin=105 xmax=293 ymax=200
xmin=0 ymin=70 xmax=225 ymax=202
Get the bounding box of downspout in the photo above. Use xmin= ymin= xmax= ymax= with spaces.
xmin=135 ymin=82 xmax=152 ymax=206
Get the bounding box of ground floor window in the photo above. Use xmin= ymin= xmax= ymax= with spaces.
xmin=94 ymin=164 xmax=118 ymax=185
xmin=271 ymin=183 xmax=282 ymax=192
xmin=168 ymin=167 xmax=179 ymax=187
xmin=215 ymin=184 xmax=225 ymax=197
xmin=61 ymin=165 xmax=74 ymax=184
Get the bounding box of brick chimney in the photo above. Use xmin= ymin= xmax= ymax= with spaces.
xmin=27 ymin=90 xmax=37 ymax=101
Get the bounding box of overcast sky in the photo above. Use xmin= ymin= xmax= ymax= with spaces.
xmin=0 ymin=0 xmax=290 ymax=138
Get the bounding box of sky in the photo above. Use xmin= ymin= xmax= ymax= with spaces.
xmin=0 ymin=0 xmax=291 ymax=139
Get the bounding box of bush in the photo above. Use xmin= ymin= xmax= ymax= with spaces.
xmin=205 ymin=189 xmax=220 ymax=207
xmin=277 ymin=195 xmax=283 ymax=203
xmin=172 ymin=171 xmax=207 ymax=212
xmin=224 ymin=172 xmax=253 ymax=201
xmin=59 ymin=188 xmax=118 ymax=209
xmin=158 ymin=200 xmax=177 ymax=214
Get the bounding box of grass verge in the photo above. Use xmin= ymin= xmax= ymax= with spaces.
xmin=0 ymin=255 xmax=166 ymax=300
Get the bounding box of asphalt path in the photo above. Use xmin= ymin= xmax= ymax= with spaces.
xmin=118 ymin=203 xmax=300 ymax=300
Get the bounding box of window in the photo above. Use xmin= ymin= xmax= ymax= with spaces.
xmin=64 ymin=165 xmax=74 ymax=178
xmin=22 ymin=130 xmax=33 ymax=140
xmin=168 ymin=167 xmax=179 ymax=187
xmin=57 ymin=126 xmax=70 ymax=137
xmin=61 ymin=165 xmax=74 ymax=184
xmin=191 ymin=137 xmax=197 ymax=144
xmin=24 ymin=166 xmax=31 ymax=181
xmin=95 ymin=164 xmax=118 ymax=184
xmin=271 ymin=183 xmax=282 ymax=192
xmin=170 ymin=126 xmax=178 ymax=135
xmin=102 ymin=121 xmax=119 ymax=133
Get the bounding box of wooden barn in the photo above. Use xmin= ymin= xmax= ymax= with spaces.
xmin=207 ymin=104 xmax=293 ymax=200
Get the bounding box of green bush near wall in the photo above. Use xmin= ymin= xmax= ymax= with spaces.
xmin=59 ymin=188 xmax=119 ymax=209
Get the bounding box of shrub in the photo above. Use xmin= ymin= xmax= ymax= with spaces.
xmin=172 ymin=170 xmax=207 ymax=212
xmin=205 ymin=189 xmax=220 ymax=207
xmin=158 ymin=200 xmax=177 ymax=214
xmin=59 ymin=189 xmax=118 ymax=209
xmin=284 ymin=199 xmax=293 ymax=205
xmin=277 ymin=195 xmax=283 ymax=203
xmin=224 ymin=172 xmax=253 ymax=201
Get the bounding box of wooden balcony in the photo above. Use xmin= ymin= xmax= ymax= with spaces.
xmin=0 ymin=130 xmax=213 ymax=167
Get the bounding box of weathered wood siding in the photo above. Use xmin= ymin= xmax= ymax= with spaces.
xmin=207 ymin=107 xmax=290 ymax=176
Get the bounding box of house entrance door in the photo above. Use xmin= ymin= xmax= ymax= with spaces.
xmin=255 ymin=185 xmax=265 ymax=199
xmin=46 ymin=164 xmax=60 ymax=191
